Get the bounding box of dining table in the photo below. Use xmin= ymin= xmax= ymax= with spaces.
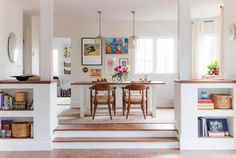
xmin=71 ymin=81 xmax=166 ymax=118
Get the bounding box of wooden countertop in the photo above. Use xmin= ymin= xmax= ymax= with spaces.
xmin=71 ymin=81 xmax=165 ymax=85
xmin=174 ymin=79 xmax=236 ymax=84
xmin=0 ymin=80 xmax=57 ymax=84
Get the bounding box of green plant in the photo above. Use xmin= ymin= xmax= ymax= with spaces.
xmin=207 ymin=60 xmax=220 ymax=75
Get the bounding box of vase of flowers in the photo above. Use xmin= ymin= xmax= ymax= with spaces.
xmin=112 ymin=65 xmax=129 ymax=82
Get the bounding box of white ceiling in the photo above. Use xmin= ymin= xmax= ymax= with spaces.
xmin=8 ymin=0 xmax=222 ymax=21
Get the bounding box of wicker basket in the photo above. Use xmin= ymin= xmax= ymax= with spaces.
xmin=11 ymin=122 xmax=31 ymax=138
xmin=212 ymin=94 xmax=232 ymax=109
xmin=15 ymin=92 xmax=28 ymax=102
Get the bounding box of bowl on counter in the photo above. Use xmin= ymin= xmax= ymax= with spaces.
xmin=11 ymin=75 xmax=34 ymax=81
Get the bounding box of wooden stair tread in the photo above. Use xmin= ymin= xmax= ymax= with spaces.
xmin=53 ymin=137 xmax=179 ymax=143
xmin=54 ymin=124 xmax=177 ymax=132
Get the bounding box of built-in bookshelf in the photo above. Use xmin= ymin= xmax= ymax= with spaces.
xmin=0 ymin=81 xmax=57 ymax=151
xmin=175 ymin=80 xmax=236 ymax=150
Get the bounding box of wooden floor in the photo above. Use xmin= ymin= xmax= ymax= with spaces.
xmin=1 ymin=149 xmax=236 ymax=158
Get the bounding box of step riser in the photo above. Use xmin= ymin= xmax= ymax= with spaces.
xmin=53 ymin=142 xmax=179 ymax=149
xmin=54 ymin=131 xmax=177 ymax=138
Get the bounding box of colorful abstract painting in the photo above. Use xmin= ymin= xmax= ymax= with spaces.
xmin=105 ymin=38 xmax=128 ymax=54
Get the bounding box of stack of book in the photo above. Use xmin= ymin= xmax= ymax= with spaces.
xmin=198 ymin=117 xmax=229 ymax=137
xmin=198 ymin=99 xmax=214 ymax=110
xmin=0 ymin=92 xmax=13 ymax=110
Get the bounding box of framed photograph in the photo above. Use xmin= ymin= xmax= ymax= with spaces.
xmin=105 ymin=38 xmax=128 ymax=54
xmin=90 ymin=69 xmax=102 ymax=77
xmin=119 ymin=58 xmax=128 ymax=67
xmin=81 ymin=38 xmax=102 ymax=65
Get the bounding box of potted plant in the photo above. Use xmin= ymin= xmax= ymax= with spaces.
xmin=207 ymin=60 xmax=220 ymax=75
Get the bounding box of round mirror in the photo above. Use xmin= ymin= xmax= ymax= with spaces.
xmin=8 ymin=32 xmax=18 ymax=63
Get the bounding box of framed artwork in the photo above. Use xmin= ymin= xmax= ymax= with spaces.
xmin=119 ymin=58 xmax=128 ymax=67
xmin=90 ymin=69 xmax=102 ymax=77
xmin=105 ymin=56 xmax=116 ymax=75
xmin=81 ymin=38 xmax=102 ymax=65
xmin=64 ymin=44 xmax=71 ymax=74
xmin=105 ymin=38 xmax=128 ymax=54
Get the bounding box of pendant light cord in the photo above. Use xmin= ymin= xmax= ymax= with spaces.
xmin=98 ymin=11 xmax=101 ymax=38
xmin=132 ymin=11 xmax=135 ymax=38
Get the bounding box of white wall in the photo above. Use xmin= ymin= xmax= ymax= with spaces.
xmin=52 ymin=18 xmax=178 ymax=107
xmin=223 ymin=0 xmax=236 ymax=79
xmin=0 ymin=0 xmax=23 ymax=79
xmin=32 ymin=16 xmax=40 ymax=75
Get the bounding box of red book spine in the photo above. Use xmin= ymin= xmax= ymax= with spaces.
xmin=198 ymin=99 xmax=213 ymax=103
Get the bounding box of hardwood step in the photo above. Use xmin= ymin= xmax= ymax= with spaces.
xmin=54 ymin=124 xmax=177 ymax=132
xmin=53 ymin=137 xmax=179 ymax=143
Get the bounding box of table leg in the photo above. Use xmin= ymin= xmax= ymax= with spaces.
xmin=79 ymin=85 xmax=85 ymax=118
xmin=152 ymin=86 xmax=157 ymax=117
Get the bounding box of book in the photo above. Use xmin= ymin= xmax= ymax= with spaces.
xmin=208 ymin=131 xmax=225 ymax=137
xmin=207 ymin=118 xmax=229 ymax=137
xmin=198 ymin=99 xmax=213 ymax=104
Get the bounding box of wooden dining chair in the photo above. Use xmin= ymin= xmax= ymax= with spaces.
xmin=122 ymin=84 xmax=149 ymax=120
xmin=90 ymin=84 xmax=116 ymax=120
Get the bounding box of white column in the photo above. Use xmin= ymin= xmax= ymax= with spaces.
xmin=178 ymin=0 xmax=192 ymax=80
xmin=39 ymin=0 xmax=54 ymax=80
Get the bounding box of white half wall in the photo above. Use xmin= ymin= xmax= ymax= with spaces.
xmin=0 ymin=0 xmax=23 ymax=80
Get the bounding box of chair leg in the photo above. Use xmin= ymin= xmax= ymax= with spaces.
xmin=146 ymin=99 xmax=148 ymax=116
xmin=108 ymin=103 xmax=112 ymax=120
xmin=126 ymin=103 xmax=130 ymax=120
xmin=141 ymin=104 xmax=146 ymax=120
xmin=123 ymin=102 xmax=126 ymax=116
xmin=90 ymin=102 xmax=93 ymax=116
xmin=113 ymin=102 xmax=116 ymax=116
xmin=92 ymin=103 xmax=97 ymax=120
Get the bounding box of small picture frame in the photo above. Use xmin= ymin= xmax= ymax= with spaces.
xmin=90 ymin=69 xmax=102 ymax=77
xmin=119 ymin=58 xmax=128 ymax=67
xmin=81 ymin=38 xmax=102 ymax=66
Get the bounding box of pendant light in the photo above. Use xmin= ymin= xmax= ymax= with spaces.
xmin=131 ymin=11 xmax=137 ymax=49
xmin=95 ymin=11 xmax=102 ymax=44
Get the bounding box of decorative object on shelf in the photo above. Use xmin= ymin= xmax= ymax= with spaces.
xmin=0 ymin=92 xmax=13 ymax=110
xmin=11 ymin=75 xmax=34 ymax=81
xmin=90 ymin=69 xmax=102 ymax=77
xmin=105 ymin=38 xmax=128 ymax=54
xmin=105 ymin=56 xmax=116 ymax=75
xmin=8 ymin=32 xmax=19 ymax=63
xmin=13 ymin=92 xmax=28 ymax=110
xmin=112 ymin=65 xmax=129 ymax=82
xmin=1 ymin=120 xmax=13 ymax=138
xmin=82 ymin=67 xmax=88 ymax=73
xmin=119 ymin=58 xmax=128 ymax=67
xmin=95 ymin=78 xmax=108 ymax=82
xmin=81 ymin=38 xmax=102 ymax=65
xmin=207 ymin=60 xmax=220 ymax=76
xmin=212 ymin=94 xmax=232 ymax=109
xmin=12 ymin=122 xmax=31 ymax=138
xmin=200 ymin=91 xmax=209 ymax=99
xmin=229 ymin=24 xmax=236 ymax=40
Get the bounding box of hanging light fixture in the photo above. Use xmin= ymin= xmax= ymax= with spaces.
xmin=95 ymin=11 xmax=102 ymax=44
xmin=131 ymin=11 xmax=137 ymax=49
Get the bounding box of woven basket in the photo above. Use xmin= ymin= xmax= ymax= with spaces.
xmin=212 ymin=94 xmax=232 ymax=109
xmin=15 ymin=92 xmax=28 ymax=102
xmin=12 ymin=122 xmax=30 ymax=138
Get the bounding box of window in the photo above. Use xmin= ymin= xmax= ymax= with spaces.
xmin=135 ymin=37 xmax=176 ymax=74
xmin=53 ymin=49 xmax=59 ymax=76
xmin=135 ymin=39 xmax=154 ymax=74
xmin=156 ymin=38 xmax=175 ymax=73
